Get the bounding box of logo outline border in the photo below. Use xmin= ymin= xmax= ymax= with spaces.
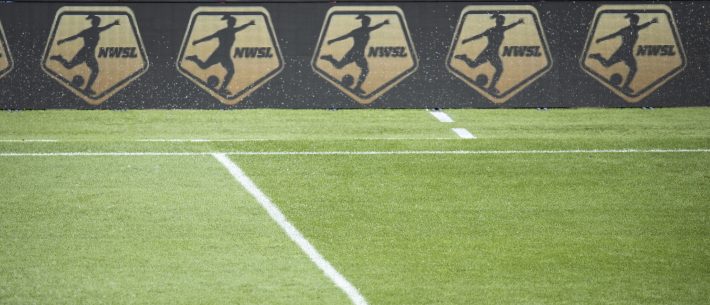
xmin=0 ymin=19 xmax=14 ymax=79
xmin=175 ymin=6 xmax=285 ymax=106
xmin=311 ymin=5 xmax=419 ymax=105
xmin=579 ymin=4 xmax=687 ymax=103
xmin=445 ymin=5 xmax=554 ymax=105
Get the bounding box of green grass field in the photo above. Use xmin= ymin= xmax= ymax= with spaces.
xmin=1 ymin=108 xmax=709 ymax=305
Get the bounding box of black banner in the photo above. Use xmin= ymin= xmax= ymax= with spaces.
xmin=0 ymin=1 xmax=708 ymax=109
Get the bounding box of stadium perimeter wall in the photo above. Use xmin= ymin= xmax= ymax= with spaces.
xmin=0 ymin=1 xmax=708 ymax=109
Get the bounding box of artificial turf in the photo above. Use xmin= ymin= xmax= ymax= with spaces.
xmin=0 ymin=156 xmax=348 ymax=305
xmin=1 ymin=108 xmax=708 ymax=304
xmin=236 ymin=153 xmax=709 ymax=305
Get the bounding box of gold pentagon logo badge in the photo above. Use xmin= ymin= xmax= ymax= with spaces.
xmin=177 ymin=7 xmax=283 ymax=105
xmin=41 ymin=7 xmax=149 ymax=105
xmin=447 ymin=5 xmax=552 ymax=104
xmin=312 ymin=6 xmax=418 ymax=105
xmin=0 ymin=19 xmax=14 ymax=79
xmin=581 ymin=5 xmax=686 ymax=103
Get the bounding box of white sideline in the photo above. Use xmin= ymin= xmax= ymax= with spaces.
xmin=0 ymin=149 xmax=709 ymax=157
xmin=452 ymin=128 xmax=476 ymax=139
xmin=212 ymin=153 xmax=368 ymax=305
xmin=136 ymin=137 xmax=458 ymax=142
xmin=428 ymin=110 xmax=454 ymax=123
xmin=0 ymin=139 xmax=59 ymax=142
xmin=138 ymin=139 xmax=215 ymax=142
xmin=0 ymin=138 xmax=464 ymax=142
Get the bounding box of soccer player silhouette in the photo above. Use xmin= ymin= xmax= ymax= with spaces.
xmin=454 ymin=14 xmax=523 ymax=95
xmin=50 ymin=15 xmax=120 ymax=96
xmin=588 ymin=13 xmax=657 ymax=94
xmin=185 ymin=15 xmax=255 ymax=95
xmin=319 ymin=14 xmax=389 ymax=95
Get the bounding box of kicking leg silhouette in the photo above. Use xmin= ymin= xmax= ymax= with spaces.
xmin=589 ymin=53 xmax=635 ymax=92
xmin=185 ymin=55 xmax=217 ymax=70
xmin=50 ymin=53 xmax=85 ymax=70
xmin=186 ymin=52 xmax=236 ymax=94
xmin=84 ymin=56 xmax=99 ymax=95
xmin=454 ymin=53 xmax=489 ymax=69
xmin=621 ymin=57 xmax=637 ymax=93
xmin=353 ymin=57 xmax=368 ymax=94
xmin=488 ymin=55 xmax=503 ymax=94
xmin=220 ymin=61 xmax=234 ymax=93
xmin=588 ymin=53 xmax=622 ymax=67
xmin=320 ymin=54 xmax=351 ymax=69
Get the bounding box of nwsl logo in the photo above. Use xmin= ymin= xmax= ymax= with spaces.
xmin=177 ymin=7 xmax=283 ymax=105
xmin=446 ymin=6 xmax=552 ymax=104
xmin=312 ymin=6 xmax=418 ymax=105
xmin=580 ymin=5 xmax=686 ymax=102
xmin=41 ymin=7 xmax=149 ymax=105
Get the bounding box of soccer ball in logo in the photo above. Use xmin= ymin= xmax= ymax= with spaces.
xmin=71 ymin=75 xmax=85 ymax=88
xmin=206 ymin=75 xmax=220 ymax=89
xmin=609 ymin=73 xmax=623 ymax=87
xmin=341 ymin=74 xmax=354 ymax=88
xmin=475 ymin=74 xmax=489 ymax=87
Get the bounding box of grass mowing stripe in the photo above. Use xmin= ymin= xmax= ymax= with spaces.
xmin=1 ymin=148 xmax=710 ymax=157
xmin=212 ymin=153 xmax=368 ymax=305
xmin=0 ymin=109 xmax=452 ymax=141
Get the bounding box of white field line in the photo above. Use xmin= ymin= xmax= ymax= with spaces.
xmin=452 ymin=128 xmax=476 ymax=139
xmin=136 ymin=137 xmax=458 ymax=142
xmin=0 ymin=149 xmax=709 ymax=157
xmin=138 ymin=139 xmax=216 ymax=142
xmin=428 ymin=110 xmax=454 ymax=123
xmin=0 ymin=138 xmax=462 ymax=142
xmin=0 ymin=139 xmax=59 ymax=142
xmin=212 ymin=153 xmax=368 ymax=305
